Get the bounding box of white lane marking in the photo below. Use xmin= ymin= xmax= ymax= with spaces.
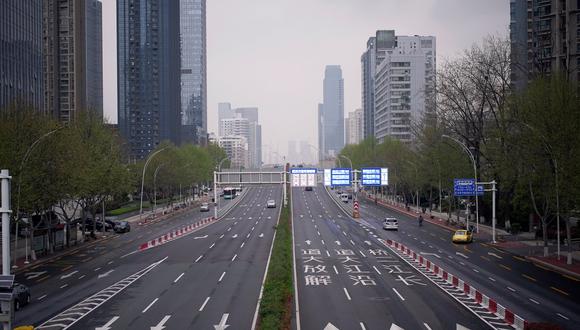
xmin=232 ymin=254 xmax=237 ymax=261
xmin=360 ymin=322 xmax=367 ymax=330
xmin=473 ymin=269 xmax=479 ymax=273
xmin=38 ymin=294 xmax=47 ymax=301
xmin=240 ymin=242 xmax=245 ymax=248
xmin=326 ymin=250 xmax=331 ymax=257
xmin=507 ymin=287 xmax=516 ymax=292
xmin=210 ymin=243 xmax=215 ymax=249
xmin=198 ymin=296 xmax=210 ymax=311
xmin=350 ymin=240 xmax=355 ymax=245
xmin=120 ymin=250 xmax=139 ymax=259
xmin=359 ymin=251 xmax=366 ymax=257
xmin=317 ymin=231 xmax=321 ymax=236
xmin=174 ymin=272 xmax=185 ymax=283
xmin=343 ymin=231 xmax=347 ymax=236
xmin=107 ymin=261 xmax=114 ymax=265
xmin=218 ymin=272 xmax=226 ymax=282
xmin=247 ymin=233 xmax=251 ymax=238
xmin=333 ymin=265 xmax=339 ymax=274
xmin=529 ymin=298 xmax=540 ymax=305
xmin=557 ymin=313 xmax=569 ymax=320
xmin=60 ymin=284 xmax=68 ymax=289
xmin=343 ymin=288 xmax=352 ymax=301
xmin=60 ymin=270 xmax=79 ymax=279
xmin=392 ymin=288 xmax=405 ymax=301
xmin=488 ymin=277 xmax=496 ymax=282
xmin=142 ymin=298 xmax=159 ymax=313
xmin=373 ymin=266 xmax=382 ymax=275
xmin=227 ymin=227 xmax=232 ymax=231
xmin=78 ymin=275 xmax=86 ymax=280
xmin=219 ymin=234 xmax=225 ymax=239
xmin=423 ymin=322 xmax=433 ymax=330
xmin=459 ymin=262 xmax=466 ymax=266
xmin=195 ymin=255 xmax=203 ymax=263
xmin=252 ymin=226 xmax=255 ymax=231
xmin=255 ymin=221 xmax=259 ymax=225
xmin=321 ymin=240 xmax=325 ymax=245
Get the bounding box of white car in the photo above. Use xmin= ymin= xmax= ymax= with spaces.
xmin=340 ymin=193 xmax=349 ymax=203
xmin=383 ymin=218 xmax=399 ymax=230
xmin=200 ymin=203 xmax=210 ymax=212
xmin=267 ymin=200 xmax=276 ymax=208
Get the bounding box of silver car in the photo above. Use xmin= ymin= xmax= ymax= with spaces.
xmin=383 ymin=217 xmax=399 ymax=230
xmin=200 ymin=202 xmax=210 ymax=212
xmin=267 ymin=200 xmax=276 ymax=208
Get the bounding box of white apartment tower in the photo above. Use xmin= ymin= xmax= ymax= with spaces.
xmin=345 ymin=108 xmax=364 ymax=145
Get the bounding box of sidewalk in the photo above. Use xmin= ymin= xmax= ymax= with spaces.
xmin=363 ymin=192 xmax=580 ymax=279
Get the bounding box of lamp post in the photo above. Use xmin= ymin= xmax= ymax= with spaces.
xmin=139 ymin=147 xmax=168 ymax=222
xmin=442 ymin=134 xmax=479 ymax=233
xmin=153 ymin=162 xmax=169 ymax=216
xmin=15 ymin=126 xmax=64 ymax=266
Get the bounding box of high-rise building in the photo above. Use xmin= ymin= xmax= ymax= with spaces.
xmin=318 ymin=65 xmax=344 ymax=159
xmin=0 ymin=0 xmax=43 ymax=111
xmin=217 ymin=104 xmax=262 ymax=168
xmin=117 ymin=0 xmax=181 ymax=159
xmin=218 ymin=135 xmax=248 ymax=169
xmin=345 ymin=108 xmax=364 ymax=145
xmin=43 ymin=0 xmax=103 ymax=123
xmin=374 ymin=35 xmax=436 ymax=143
xmin=361 ymin=30 xmax=396 ymax=138
xmin=510 ymin=0 xmax=580 ymax=90
xmin=180 ymin=0 xmax=207 ymax=145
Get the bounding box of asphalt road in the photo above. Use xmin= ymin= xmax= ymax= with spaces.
xmin=292 ymin=186 xmax=490 ymax=330
xmin=338 ymin=191 xmax=580 ymax=329
xmin=14 ymin=186 xmax=281 ymax=329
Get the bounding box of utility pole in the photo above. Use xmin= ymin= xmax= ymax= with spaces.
xmin=1 ymin=169 xmax=14 ymax=329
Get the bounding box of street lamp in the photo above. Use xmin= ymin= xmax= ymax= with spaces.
xmin=153 ymin=162 xmax=169 ymax=216
xmin=442 ymin=134 xmax=479 ymax=233
xmin=139 ymin=147 xmax=168 ymax=222
xmin=15 ymin=126 xmax=64 ymax=266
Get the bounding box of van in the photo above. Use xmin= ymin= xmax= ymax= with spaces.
xmin=340 ymin=193 xmax=349 ymax=203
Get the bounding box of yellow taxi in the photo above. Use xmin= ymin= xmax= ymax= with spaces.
xmin=452 ymin=230 xmax=473 ymax=243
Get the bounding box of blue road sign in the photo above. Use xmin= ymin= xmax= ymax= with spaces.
xmin=454 ymin=179 xmax=484 ymax=196
xmin=290 ymin=168 xmax=317 ymax=174
xmin=476 ymin=184 xmax=484 ymax=196
xmin=361 ymin=167 xmax=381 ymax=186
xmin=331 ymin=168 xmax=351 ymax=186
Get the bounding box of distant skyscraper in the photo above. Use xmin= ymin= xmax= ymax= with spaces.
xmin=345 ymin=108 xmax=364 ymax=145
xmin=0 ymin=0 xmax=43 ymax=111
xmin=217 ymin=104 xmax=262 ymax=168
xmin=361 ymin=30 xmax=395 ymax=138
xmin=180 ymin=0 xmax=207 ymax=145
xmin=318 ymin=65 xmax=344 ymax=159
xmin=44 ymin=0 xmax=103 ymax=122
xmin=374 ymin=34 xmax=436 ymax=143
xmin=117 ymin=0 xmax=181 ymax=159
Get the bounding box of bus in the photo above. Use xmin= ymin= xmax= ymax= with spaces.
xmin=223 ymin=187 xmax=236 ymax=200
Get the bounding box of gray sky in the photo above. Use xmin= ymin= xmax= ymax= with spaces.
xmin=102 ymin=0 xmax=509 ymax=163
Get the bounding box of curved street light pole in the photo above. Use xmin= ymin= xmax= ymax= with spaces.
xmin=153 ymin=162 xmax=169 ymax=216
xmin=139 ymin=147 xmax=168 ymax=222
xmin=15 ymin=126 xmax=64 ymax=266
xmin=442 ymin=134 xmax=479 ymax=232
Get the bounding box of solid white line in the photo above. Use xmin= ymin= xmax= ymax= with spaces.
xmin=529 ymin=298 xmax=540 ymax=305
xmin=209 ymin=243 xmax=215 ymax=249
xmin=507 ymin=286 xmax=516 ymax=292
xmin=218 ymin=272 xmax=226 ymax=282
xmin=240 ymin=242 xmax=245 ymax=248
xmin=360 ymin=322 xmax=367 ymax=330
xmin=198 ymin=296 xmax=210 ymax=311
xmin=557 ymin=313 xmax=569 ymax=320
xmin=232 ymin=254 xmax=237 ymax=261
xmin=142 ymin=298 xmax=159 ymax=313
xmin=174 ymin=272 xmax=185 ymax=283
xmin=343 ymin=288 xmax=352 ymax=300
xmin=392 ymin=288 xmax=405 ymax=301
xmin=37 ymin=294 xmax=47 ymax=300
xmin=423 ymin=322 xmax=433 ymax=330
xmin=373 ymin=266 xmax=382 ymax=275
xmin=195 ymin=255 xmax=203 ymax=263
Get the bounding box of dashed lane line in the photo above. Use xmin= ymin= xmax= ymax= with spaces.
xmin=199 ymin=296 xmax=210 ymax=312
xmin=195 ymin=255 xmax=203 ymax=263
xmin=550 ymin=286 xmax=569 ymax=296
xmin=392 ymin=288 xmax=405 ymax=301
xmin=528 ymin=298 xmax=540 ymax=305
xmin=218 ymin=272 xmax=226 ymax=282
xmin=142 ymin=298 xmax=159 ymax=313
xmin=174 ymin=273 xmax=185 ymax=283
xmin=522 ymin=274 xmax=537 ymax=282
xmin=343 ymin=288 xmax=352 ymax=301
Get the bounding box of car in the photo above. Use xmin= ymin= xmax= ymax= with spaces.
xmin=267 ymin=200 xmax=276 ymax=208
xmin=382 ymin=218 xmax=399 ymax=230
xmin=452 ymin=230 xmax=473 ymax=243
xmin=12 ymin=283 xmax=31 ymax=311
xmin=200 ymin=202 xmax=210 ymax=212
xmin=305 ymin=186 xmax=313 ymax=191
xmin=114 ymin=221 xmax=131 ymax=233
xmin=340 ymin=193 xmax=349 ymax=203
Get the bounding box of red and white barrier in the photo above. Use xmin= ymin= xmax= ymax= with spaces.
xmin=138 ymin=217 xmax=217 ymax=251
xmin=381 ymin=238 xmax=527 ymax=330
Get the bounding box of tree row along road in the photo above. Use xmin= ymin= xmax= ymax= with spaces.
xmin=15 ymin=186 xmax=281 ymax=329
xmin=349 ymin=193 xmax=580 ymax=329
xmin=292 ymin=186 xmax=488 ymax=330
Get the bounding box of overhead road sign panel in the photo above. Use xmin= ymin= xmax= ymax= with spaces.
xmin=291 ymin=168 xmax=317 ymax=187
xmin=361 ymin=167 xmax=389 ymax=186
xmin=324 ymin=169 xmax=332 ymax=186
xmin=330 ymin=168 xmax=351 ymax=186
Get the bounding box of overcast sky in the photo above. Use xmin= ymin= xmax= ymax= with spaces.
xmin=102 ymin=0 xmax=509 ymax=163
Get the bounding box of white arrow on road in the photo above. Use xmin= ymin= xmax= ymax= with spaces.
xmin=213 ymin=313 xmax=230 ymax=330
xmin=305 ymin=240 xmax=311 ymax=245
xmin=488 ymin=252 xmax=503 ymax=259
xmin=364 ymin=241 xmax=372 ymax=246
xmin=335 ymin=241 xmax=341 ymax=246
xmin=194 ymin=235 xmax=208 ymax=239
xmin=259 ymin=233 xmax=264 ymax=238
xmin=25 ymin=271 xmax=47 ymax=280
xmin=151 ymin=315 xmax=171 ymax=330
xmin=232 ymin=234 xmax=238 ymax=238
xmin=323 ymin=323 xmax=339 ymax=330
xmin=60 ymin=270 xmax=79 ymax=280
xmin=420 ymin=252 xmax=441 ymax=259
xmin=456 ymin=252 xmax=469 ymax=259
xmin=98 ymin=269 xmax=115 ymax=279
xmin=95 ymin=316 xmax=119 ymax=330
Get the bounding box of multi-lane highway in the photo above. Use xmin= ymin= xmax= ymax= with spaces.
xmin=15 ymin=186 xmax=282 ymax=329
xmin=292 ymin=186 xmax=490 ymax=330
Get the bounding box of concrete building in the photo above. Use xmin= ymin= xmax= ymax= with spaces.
xmin=361 ymin=30 xmax=396 ymax=138
xmin=374 ymin=35 xmax=436 ymax=144
xmin=117 ymin=0 xmax=181 ymax=159
xmin=218 ymin=135 xmax=248 ymax=169
xmin=510 ymin=0 xmax=580 ymax=90
xmin=180 ymin=0 xmax=207 ymax=145
xmin=318 ymin=65 xmax=344 ymax=160
xmin=345 ymin=108 xmax=364 ymax=145
xmin=217 ymin=104 xmax=262 ymax=168
xmin=43 ymin=0 xmax=103 ymax=123
xmin=0 ymin=0 xmax=44 ymax=111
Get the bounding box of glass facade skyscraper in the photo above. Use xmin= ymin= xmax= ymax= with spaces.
xmin=117 ymin=0 xmax=181 ymax=160
xmin=0 ymin=0 xmax=43 ymax=111
xmin=318 ymin=65 xmax=344 ymax=159
xmin=180 ymin=0 xmax=207 ymax=145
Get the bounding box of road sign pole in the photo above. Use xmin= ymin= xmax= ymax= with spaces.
xmin=213 ymin=171 xmax=218 ymax=219
xmin=491 ymin=180 xmax=497 ymax=243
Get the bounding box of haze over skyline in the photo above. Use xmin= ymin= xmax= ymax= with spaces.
xmin=102 ymin=0 xmax=509 ymax=161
